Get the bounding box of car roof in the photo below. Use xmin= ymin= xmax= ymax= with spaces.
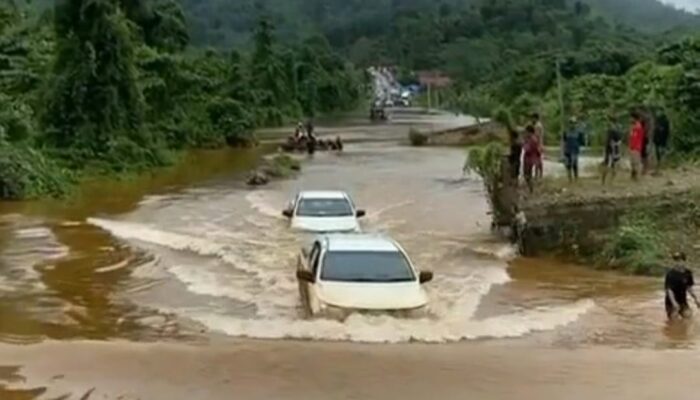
xmin=298 ymin=191 xmax=349 ymax=200
xmin=320 ymin=234 xmax=400 ymax=252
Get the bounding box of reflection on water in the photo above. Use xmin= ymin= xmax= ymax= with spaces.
xmin=0 ymin=148 xmax=262 ymax=343
xmin=0 ymin=114 xmax=695 ymax=349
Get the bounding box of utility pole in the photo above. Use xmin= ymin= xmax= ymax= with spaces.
xmin=555 ymin=58 xmax=565 ymax=130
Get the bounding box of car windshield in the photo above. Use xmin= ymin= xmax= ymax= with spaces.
xmin=296 ymin=198 xmax=353 ymax=217
xmin=321 ymin=251 xmax=415 ymax=283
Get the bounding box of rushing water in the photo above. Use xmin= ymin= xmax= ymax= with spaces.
xmin=1 ymin=110 xmax=699 ymax=398
xmin=0 ymin=111 xmax=692 ymax=348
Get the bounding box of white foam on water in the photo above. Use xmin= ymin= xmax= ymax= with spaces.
xmin=365 ymin=200 xmax=415 ymax=223
xmin=187 ymin=299 xmax=595 ymax=343
xmin=88 ymin=218 xmax=266 ymax=277
xmin=137 ymin=194 xmax=170 ymax=207
xmin=15 ymin=227 xmax=53 ymax=240
xmin=246 ymin=190 xmax=286 ymax=220
xmin=0 ymin=224 xmax=69 ymax=291
xmin=168 ymin=264 xmax=260 ymax=304
xmin=88 ymin=217 xmax=300 ymax=315
xmin=88 ymin=216 xmax=595 ymax=343
xmin=0 ymin=275 xmax=14 ymax=292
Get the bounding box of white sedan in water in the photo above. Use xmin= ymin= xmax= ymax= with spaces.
xmin=295 ymin=234 xmax=433 ymax=320
xmin=282 ymin=191 xmax=365 ymax=233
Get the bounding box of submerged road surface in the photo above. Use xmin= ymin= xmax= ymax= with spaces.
xmin=1 ymin=111 xmax=698 ymax=399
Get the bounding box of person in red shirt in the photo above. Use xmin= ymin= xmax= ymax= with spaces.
xmin=629 ymin=111 xmax=645 ymax=180
xmin=523 ymin=125 xmax=541 ymax=193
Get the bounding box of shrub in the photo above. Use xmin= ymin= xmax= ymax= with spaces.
xmin=265 ymin=154 xmax=301 ymax=178
xmin=408 ymin=128 xmax=429 ymax=146
xmin=0 ymin=144 xmax=72 ymax=200
xmin=601 ymin=214 xmax=666 ymax=275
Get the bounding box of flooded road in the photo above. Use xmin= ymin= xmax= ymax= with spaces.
xmin=1 ymin=111 xmax=699 ymax=399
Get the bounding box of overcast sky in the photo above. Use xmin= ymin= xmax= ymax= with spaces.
xmin=664 ymin=0 xmax=700 ymax=12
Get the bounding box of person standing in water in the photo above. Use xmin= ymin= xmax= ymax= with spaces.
xmin=665 ymin=252 xmax=700 ymax=321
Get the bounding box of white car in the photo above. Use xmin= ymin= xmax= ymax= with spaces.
xmin=295 ymin=234 xmax=433 ymax=319
xmin=282 ymin=191 xmax=365 ymax=233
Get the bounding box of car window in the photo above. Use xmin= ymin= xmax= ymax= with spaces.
xmin=296 ymin=198 xmax=353 ymax=217
xmin=320 ymin=251 xmax=415 ymax=283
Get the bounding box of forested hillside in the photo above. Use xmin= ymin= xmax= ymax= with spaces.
xmin=178 ymin=0 xmax=700 ymax=48
xmin=0 ymin=0 xmax=362 ymax=199
xmin=584 ymin=0 xmax=699 ymax=33
xmin=2 ymin=0 xmax=700 ymax=201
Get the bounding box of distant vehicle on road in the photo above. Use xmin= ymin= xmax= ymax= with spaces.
xmin=283 ymin=191 xmax=365 ymax=233
xmin=296 ymin=234 xmax=433 ymax=320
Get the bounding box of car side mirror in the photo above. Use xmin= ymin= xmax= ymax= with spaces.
xmin=419 ymin=271 xmax=433 ymax=284
xmin=356 ymin=209 xmax=366 ymax=218
xmin=282 ymin=209 xmax=293 ymax=218
xmin=296 ymin=269 xmax=316 ymax=283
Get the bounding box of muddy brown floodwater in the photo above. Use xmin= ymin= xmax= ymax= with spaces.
xmin=1 ymin=109 xmax=699 ymax=400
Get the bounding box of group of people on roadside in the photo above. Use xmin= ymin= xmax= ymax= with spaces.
xmin=508 ymin=113 xmax=545 ymax=193
xmin=599 ymin=108 xmax=671 ymax=185
xmin=508 ymin=107 xmax=671 ymax=190
xmin=286 ymin=120 xmax=344 ymax=155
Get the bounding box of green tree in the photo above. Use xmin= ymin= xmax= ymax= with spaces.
xmin=44 ymin=0 xmax=152 ymax=166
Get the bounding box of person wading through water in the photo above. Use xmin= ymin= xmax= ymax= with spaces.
xmin=601 ymin=116 xmax=622 ymax=185
xmin=665 ymin=252 xmax=700 ymax=321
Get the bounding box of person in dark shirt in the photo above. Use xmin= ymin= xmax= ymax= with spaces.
xmin=335 ymin=136 xmax=344 ymax=152
xmin=654 ymin=110 xmax=670 ymax=171
xmin=561 ymin=117 xmax=583 ymax=182
xmin=305 ymin=119 xmax=314 ymax=138
xmin=306 ymin=131 xmax=317 ymax=155
xmin=665 ymin=252 xmax=700 ymax=320
xmin=522 ymin=125 xmax=541 ymax=193
xmin=601 ymin=121 xmax=622 ymax=185
xmin=508 ymin=129 xmax=522 ymax=183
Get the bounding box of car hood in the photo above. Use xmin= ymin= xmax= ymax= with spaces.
xmin=317 ymin=281 xmax=427 ymax=310
xmin=291 ymin=216 xmax=360 ymax=233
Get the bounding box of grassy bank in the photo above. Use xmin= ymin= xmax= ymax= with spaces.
xmin=519 ymin=165 xmax=700 ymax=275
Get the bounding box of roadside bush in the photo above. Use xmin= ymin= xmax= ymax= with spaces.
xmin=601 ymin=214 xmax=666 ymax=275
xmin=265 ymin=153 xmax=301 ymax=178
xmin=464 ymin=142 xmax=509 ymax=225
xmin=0 ymin=144 xmax=72 ymax=199
xmin=408 ymin=128 xmax=429 ymax=146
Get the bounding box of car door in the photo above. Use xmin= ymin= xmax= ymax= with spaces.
xmin=307 ymin=242 xmax=324 ymax=314
xmin=299 ymin=241 xmax=321 ymax=313
xmin=286 ymin=194 xmax=299 ymax=221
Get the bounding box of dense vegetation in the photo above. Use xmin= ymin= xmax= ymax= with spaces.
xmin=177 ymin=0 xmax=699 ymax=49
xmin=0 ymin=0 xmax=362 ymax=199
xmin=175 ymin=0 xmax=700 ymax=151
